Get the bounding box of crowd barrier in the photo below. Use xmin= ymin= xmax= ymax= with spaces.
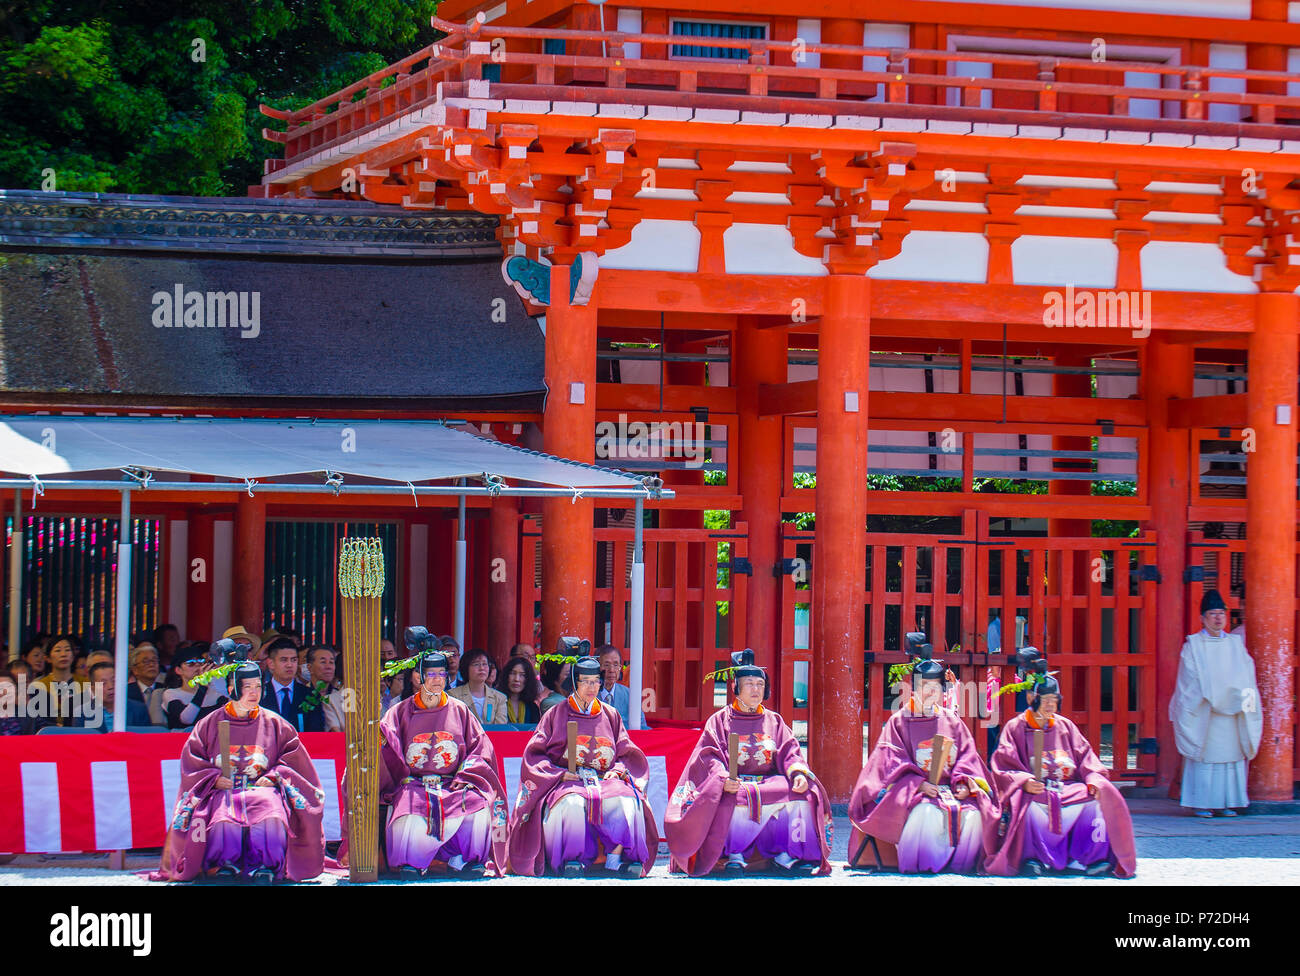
xmin=0 ymin=728 xmax=700 ymax=855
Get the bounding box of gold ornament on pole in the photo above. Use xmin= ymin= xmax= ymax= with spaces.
xmin=338 ymin=537 xmax=384 ymax=882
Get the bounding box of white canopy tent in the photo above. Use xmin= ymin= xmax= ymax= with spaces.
xmin=0 ymin=417 xmax=667 ymax=731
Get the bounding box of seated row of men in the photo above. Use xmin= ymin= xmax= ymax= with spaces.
xmin=153 ymin=635 xmax=1135 ymax=881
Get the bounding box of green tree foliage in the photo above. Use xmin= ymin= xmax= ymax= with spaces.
xmin=0 ymin=1 xmax=438 ymax=195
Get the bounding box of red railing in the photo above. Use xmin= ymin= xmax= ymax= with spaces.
xmin=263 ymin=15 xmax=1300 ymax=174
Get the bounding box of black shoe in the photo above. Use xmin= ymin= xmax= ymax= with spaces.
xmin=617 ymin=860 xmax=643 ymax=878
xmin=1022 ymin=859 xmax=1046 ymax=878
xmin=250 ymin=868 xmax=275 ymax=885
xmin=459 ymin=862 xmax=486 ymax=879
xmin=561 ymin=860 xmax=585 ymax=878
xmin=214 ymin=864 xmax=239 ymax=880
xmin=770 ymin=858 xmax=813 ymax=876
xmin=722 ymin=859 xmax=747 ymax=877
xmin=398 ymin=865 xmax=422 ymax=879
xmin=1084 ymin=860 xmax=1113 ymax=877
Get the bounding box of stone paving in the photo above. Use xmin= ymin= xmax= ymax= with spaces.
xmin=2 ymin=799 xmax=1295 ymax=886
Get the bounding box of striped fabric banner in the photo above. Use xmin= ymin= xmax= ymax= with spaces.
xmin=0 ymin=729 xmax=698 ymax=855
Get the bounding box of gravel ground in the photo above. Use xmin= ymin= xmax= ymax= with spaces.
xmin=3 ymin=801 xmax=1297 ymax=886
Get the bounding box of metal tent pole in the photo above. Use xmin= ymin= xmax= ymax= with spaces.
xmin=455 ymin=481 xmax=467 ymax=651
xmin=7 ymin=489 xmax=21 ymax=663
xmin=629 ymin=495 xmax=645 ymax=730
xmin=112 ymin=487 xmax=132 ymax=732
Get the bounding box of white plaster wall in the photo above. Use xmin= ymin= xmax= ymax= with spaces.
xmin=1140 ymin=242 xmax=1257 ymax=293
xmin=1012 ymin=236 xmax=1118 ymax=288
xmin=600 ymin=219 xmax=701 ymax=271
xmin=931 ymin=0 xmax=1248 ymax=15
xmin=795 ymin=18 xmax=821 ymax=70
xmin=167 ymin=519 xmax=187 ymax=636
xmin=870 ymin=231 xmax=989 ymax=283
xmin=724 ymin=224 xmax=828 ymax=275
xmin=1208 ymin=44 xmax=1247 ymax=123
xmin=617 ymin=8 xmax=642 ymax=59
xmin=211 ymin=519 xmax=233 ymax=637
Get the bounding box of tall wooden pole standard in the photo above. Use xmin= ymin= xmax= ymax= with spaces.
xmin=1144 ymin=338 xmax=1193 ymax=790
xmin=112 ymin=488 xmax=132 ymax=733
xmin=339 ymin=538 xmax=385 ymax=882
xmin=736 ymin=316 xmax=787 ymax=682
xmin=811 ymin=274 xmax=870 ymax=801
xmin=541 ymin=264 xmax=596 ymax=655
xmin=1245 ymin=289 xmax=1297 ymax=802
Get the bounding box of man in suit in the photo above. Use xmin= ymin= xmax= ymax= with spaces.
xmin=261 ymin=636 xmax=309 ymax=732
xmin=439 ymin=637 xmax=463 ymax=690
xmin=301 ymin=645 xmax=345 ymax=733
xmin=596 ymin=643 xmax=632 ymax=728
xmin=82 ymin=661 xmax=151 ymax=730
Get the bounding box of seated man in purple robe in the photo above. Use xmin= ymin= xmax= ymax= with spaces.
xmin=984 ymin=666 xmax=1137 ymax=878
xmin=155 ymin=644 xmax=325 ymax=883
xmin=379 ymin=638 xmax=508 ymax=878
xmin=507 ymin=641 xmax=658 ymax=877
xmin=665 ymin=649 xmax=831 ymax=876
xmin=848 ymin=650 xmax=999 ymax=874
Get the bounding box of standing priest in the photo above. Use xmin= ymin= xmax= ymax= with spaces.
xmin=1170 ymin=589 xmax=1262 ymax=818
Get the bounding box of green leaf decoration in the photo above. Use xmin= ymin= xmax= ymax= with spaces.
xmin=380 ymin=653 xmax=421 ymax=679
xmin=192 ymin=662 xmax=238 ymax=686
xmin=887 ymin=659 xmax=918 ymax=687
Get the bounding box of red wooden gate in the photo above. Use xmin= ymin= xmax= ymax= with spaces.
xmin=779 ymin=511 xmax=1159 ymax=779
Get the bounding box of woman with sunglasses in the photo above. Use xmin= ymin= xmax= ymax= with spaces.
xmin=160 ymin=646 xmax=229 ymax=730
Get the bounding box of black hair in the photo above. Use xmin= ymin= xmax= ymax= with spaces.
xmin=459 ymin=648 xmax=492 ymax=681
xmin=541 ymin=657 xmax=572 ymax=695
xmin=264 ymin=636 xmax=298 ymax=658
xmin=496 ymin=655 xmax=541 ymax=703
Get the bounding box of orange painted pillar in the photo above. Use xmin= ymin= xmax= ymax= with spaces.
xmin=233 ymin=494 xmax=265 ymax=633
xmin=811 ymin=273 xmax=870 ymax=801
xmin=488 ymin=496 xmax=520 ymax=665
xmin=1144 ymin=338 xmax=1193 ymax=789
xmin=736 ymin=317 xmax=787 ymax=681
xmin=1245 ymin=289 xmax=1297 ymax=802
xmin=541 ymin=264 xmax=596 ymax=655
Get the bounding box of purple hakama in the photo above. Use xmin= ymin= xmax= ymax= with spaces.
xmin=665 ymin=703 xmax=832 ymax=875
xmin=507 ymin=696 xmax=659 ymax=876
xmin=848 ymin=704 xmax=1000 ymax=874
xmin=984 ymin=710 xmax=1137 ymax=877
xmin=154 ymin=705 xmax=326 ymax=882
xmin=379 ymin=692 xmax=508 ymax=874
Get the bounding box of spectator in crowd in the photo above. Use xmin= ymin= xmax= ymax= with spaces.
xmin=152 ymin=623 xmax=180 ymax=669
xmin=33 ymin=635 xmax=79 ymax=728
xmin=71 ymin=648 xmax=91 ymax=684
xmin=538 ymin=658 xmax=572 ymax=715
xmin=85 ymin=648 xmax=114 ymax=673
xmin=297 ymin=643 xmax=312 ymax=683
xmin=486 ymin=659 xmax=498 ymax=689
xmin=21 ymin=639 xmax=47 ymax=679
xmin=159 ymin=652 xmax=228 ymax=730
xmin=496 ymin=655 xmax=541 ymax=725
xmin=127 ymin=642 xmax=166 ymax=724
xmin=510 ymin=642 xmax=537 ymax=670
xmin=596 ymin=644 xmax=632 ymax=727
xmin=260 ymin=636 xmax=309 ymax=732
xmin=0 ymin=671 xmax=39 ymax=734
xmin=380 ymin=638 xmax=399 ymax=663
xmin=382 ymin=669 xmax=411 ymax=716
xmin=440 ymin=637 xmax=463 ymax=689
xmin=220 ymin=624 xmax=263 ymax=667
xmin=7 ymin=659 xmax=33 ymax=683
xmin=303 ymin=645 xmax=345 ymax=732
xmin=449 ymin=648 xmax=509 ymax=724
xmin=86 ymin=660 xmax=152 ymax=730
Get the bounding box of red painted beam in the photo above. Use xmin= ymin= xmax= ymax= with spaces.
xmin=1167 ymin=393 xmax=1247 ymax=429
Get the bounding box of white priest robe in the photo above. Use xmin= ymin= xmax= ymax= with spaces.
xmin=1169 ymin=629 xmax=1263 ymax=810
